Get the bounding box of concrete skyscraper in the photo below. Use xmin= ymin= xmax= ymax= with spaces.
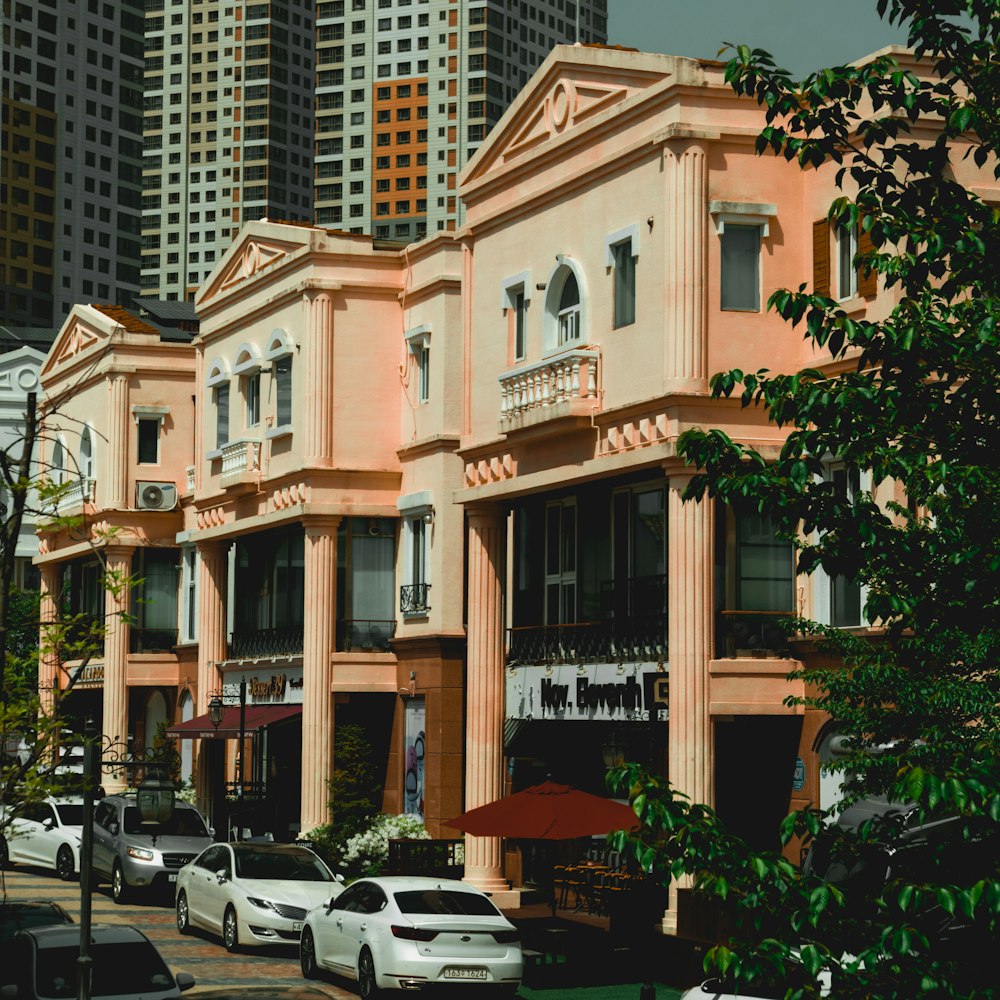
xmin=140 ymin=0 xmax=316 ymax=301
xmin=1 ymin=0 xmax=144 ymax=326
xmin=314 ymin=0 xmax=608 ymax=242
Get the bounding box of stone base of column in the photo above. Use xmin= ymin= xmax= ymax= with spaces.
xmin=661 ymin=898 xmax=679 ymax=935
xmin=462 ymin=866 xmax=511 ymax=893
xmin=663 ymin=376 xmax=710 ymax=396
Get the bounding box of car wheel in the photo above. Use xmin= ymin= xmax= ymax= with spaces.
xmin=56 ymin=845 xmax=76 ymax=881
xmin=300 ymin=927 xmax=320 ymax=980
xmin=111 ymin=862 xmax=130 ymax=904
xmin=0 ymin=837 xmax=10 ymax=870
xmin=358 ymin=948 xmax=381 ymax=1000
xmin=176 ymin=891 xmax=191 ymax=935
xmin=223 ymin=906 xmax=239 ymax=952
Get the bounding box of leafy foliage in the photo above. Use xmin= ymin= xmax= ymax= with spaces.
xmin=609 ymin=4 xmax=1000 ymax=997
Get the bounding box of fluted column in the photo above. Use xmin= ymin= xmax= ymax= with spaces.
xmin=300 ymin=516 xmax=340 ymax=833
xmin=102 ymin=544 xmax=134 ymax=791
xmin=463 ymin=507 xmax=509 ymax=892
xmin=105 ymin=374 xmax=130 ymax=508
xmin=196 ymin=541 xmax=229 ymax=714
xmin=664 ymin=141 xmax=709 ymax=393
xmin=666 ymin=473 xmax=714 ymax=928
xmin=37 ymin=563 xmax=61 ymax=717
xmin=303 ymin=292 xmax=334 ymax=467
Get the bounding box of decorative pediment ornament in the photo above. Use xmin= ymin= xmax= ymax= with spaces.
xmin=503 ymin=79 xmax=630 ymax=163
xmin=44 ymin=319 xmax=108 ymax=373
xmin=218 ymin=240 xmax=288 ymax=293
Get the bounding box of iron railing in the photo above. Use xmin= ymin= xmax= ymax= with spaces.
xmin=129 ymin=627 xmax=178 ymax=653
xmin=337 ymin=619 xmax=396 ymax=653
xmin=386 ymin=838 xmax=464 ymax=878
xmin=717 ymin=610 xmax=792 ymax=659
xmin=228 ymin=625 xmax=304 ymax=659
xmin=507 ymin=616 xmax=667 ymax=665
xmin=400 ymin=583 xmax=431 ymax=614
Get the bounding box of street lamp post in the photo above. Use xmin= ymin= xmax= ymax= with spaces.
xmin=208 ymin=678 xmax=247 ymax=839
xmin=76 ymin=726 xmax=177 ymax=1000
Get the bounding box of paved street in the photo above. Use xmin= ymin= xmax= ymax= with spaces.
xmin=0 ymin=865 xmax=356 ymax=997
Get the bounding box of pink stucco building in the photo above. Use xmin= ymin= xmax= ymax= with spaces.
xmin=36 ymin=41 xmax=995 ymax=927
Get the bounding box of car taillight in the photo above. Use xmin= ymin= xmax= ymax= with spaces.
xmin=391 ymin=925 xmax=439 ymax=941
xmin=492 ymin=930 xmax=520 ymax=943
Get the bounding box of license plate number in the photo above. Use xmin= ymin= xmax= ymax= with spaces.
xmin=443 ymin=969 xmax=487 ymax=981
xmin=168 ymin=874 xmax=178 ymax=882
xmin=292 ymin=922 xmax=303 ymax=932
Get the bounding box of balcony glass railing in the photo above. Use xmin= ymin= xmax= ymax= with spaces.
xmin=228 ymin=625 xmax=304 ymax=659
xmin=717 ymin=610 xmax=792 ymax=659
xmin=336 ymin=619 xmax=396 ymax=653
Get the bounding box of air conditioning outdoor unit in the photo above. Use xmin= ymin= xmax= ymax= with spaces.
xmin=137 ymin=481 xmax=178 ymax=511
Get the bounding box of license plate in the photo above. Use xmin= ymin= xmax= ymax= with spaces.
xmin=443 ymin=969 xmax=488 ymax=981
xmin=292 ymin=922 xmax=303 ymax=932
xmin=168 ymin=874 xmax=178 ymax=882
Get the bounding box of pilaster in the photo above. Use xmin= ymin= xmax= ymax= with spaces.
xmin=102 ymin=544 xmax=134 ymax=791
xmin=37 ymin=563 xmax=61 ymax=717
xmin=303 ymin=292 xmax=334 ymax=467
xmin=664 ymin=141 xmax=710 ymax=393
xmin=462 ymin=506 xmax=508 ymax=892
xmin=300 ymin=516 xmax=341 ymax=833
xmin=105 ymin=374 xmax=130 ymax=508
xmin=195 ymin=541 xmax=229 ymax=714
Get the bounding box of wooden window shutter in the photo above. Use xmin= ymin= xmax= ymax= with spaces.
xmin=812 ymin=219 xmax=830 ymax=297
xmin=857 ymin=220 xmax=877 ymax=298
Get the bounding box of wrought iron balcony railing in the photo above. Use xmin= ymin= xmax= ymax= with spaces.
xmin=717 ymin=610 xmax=792 ymax=659
xmin=400 ymin=583 xmax=431 ymax=614
xmin=337 ymin=619 xmax=396 ymax=653
xmin=228 ymin=625 xmax=304 ymax=659
xmin=129 ymin=627 xmax=178 ymax=654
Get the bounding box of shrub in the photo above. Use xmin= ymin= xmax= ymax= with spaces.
xmin=340 ymin=813 xmax=429 ymax=879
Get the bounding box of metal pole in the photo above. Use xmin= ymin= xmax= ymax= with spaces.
xmin=77 ymin=729 xmax=98 ymax=1000
xmin=237 ymin=679 xmax=246 ymax=835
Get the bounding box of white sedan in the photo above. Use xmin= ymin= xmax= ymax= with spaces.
xmin=299 ymin=876 xmax=523 ymax=997
xmin=175 ymin=842 xmax=344 ymax=951
xmin=0 ymin=797 xmax=83 ymax=880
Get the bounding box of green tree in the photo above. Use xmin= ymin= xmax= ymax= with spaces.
xmin=611 ymin=4 xmax=999 ymax=997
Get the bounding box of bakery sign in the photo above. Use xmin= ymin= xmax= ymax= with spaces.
xmin=505 ymin=662 xmax=669 ymax=722
xmin=221 ymin=665 xmax=303 ymax=705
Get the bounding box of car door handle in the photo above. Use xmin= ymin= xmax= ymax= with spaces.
xmin=359 ymin=923 xmax=367 ymax=932
xmin=336 ymin=919 xmax=343 ymax=928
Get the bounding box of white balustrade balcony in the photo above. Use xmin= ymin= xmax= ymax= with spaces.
xmin=55 ymin=477 xmax=95 ymax=513
xmin=498 ymin=348 xmax=600 ymax=432
xmin=219 ymin=438 xmax=261 ymax=488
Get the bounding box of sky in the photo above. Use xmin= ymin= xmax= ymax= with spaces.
xmin=606 ymin=0 xmax=911 ymax=78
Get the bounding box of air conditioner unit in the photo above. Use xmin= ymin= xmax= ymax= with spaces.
xmin=137 ymin=481 xmax=178 ymax=511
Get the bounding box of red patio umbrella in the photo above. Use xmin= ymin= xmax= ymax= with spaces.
xmin=448 ymin=780 xmax=639 ymax=840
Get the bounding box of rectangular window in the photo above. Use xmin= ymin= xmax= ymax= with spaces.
xmin=214 ymin=383 xmax=229 ymax=447
xmin=612 ymin=239 xmax=635 ymax=327
xmin=544 ymin=498 xmax=577 ymax=625
xmin=245 ymin=372 xmax=261 ymax=427
xmin=417 ymin=344 xmax=430 ymax=402
xmin=182 ymin=547 xmax=198 ymax=642
xmin=735 ymin=509 xmax=793 ymax=612
xmin=137 ymin=418 xmax=160 ymax=464
xmin=275 ymin=356 xmax=293 ymax=426
xmin=131 ymin=549 xmax=179 ymax=652
xmin=337 ymin=517 xmax=396 ymax=651
xmin=830 ymin=466 xmax=863 ymax=626
xmin=720 ymin=224 xmax=761 ymax=311
xmin=513 ymin=289 xmax=526 ymax=361
xmin=837 ymin=223 xmax=858 ymax=300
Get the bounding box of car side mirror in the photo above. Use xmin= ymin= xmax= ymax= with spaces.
xmin=108 ymin=822 xmax=119 ymax=836
xmin=216 ymin=868 xmax=229 ymax=882
xmin=325 ymin=897 xmax=339 ymax=914
xmin=175 ymin=972 xmax=196 ymax=993
xmin=208 ymin=827 xmax=216 ymax=838
xmin=43 ymin=818 xmax=56 ymax=830
xmin=335 ymin=873 xmax=345 ymax=883
xmin=1 ymin=984 xmax=17 ymax=998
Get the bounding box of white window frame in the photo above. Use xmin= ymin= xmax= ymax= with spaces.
xmin=180 ymin=545 xmax=198 ymax=643
xmin=837 ymin=222 xmax=859 ymax=300
xmin=711 ymin=202 xmax=777 ymax=314
xmin=501 ymin=270 xmax=532 ymax=362
xmin=605 ymin=224 xmax=640 ymax=329
xmin=132 ymin=405 xmax=168 ymax=466
xmin=232 ymin=342 xmax=264 ymax=431
xmin=78 ymin=423 xmax=95 ymax=481
xmin=405 ymin=324 xmax=431 ymax=404
xmin=542 ymin=257 xmax=587 ymax=356
xmin=51 ymin=434 xmax=67 ymax=486
xmin=265 ymin=328 xmax=296 ymax=438
xmin=397 ymin=490 xmax=432 ymax=616
xmin=206 ymin=356 xmax=231 ymax=457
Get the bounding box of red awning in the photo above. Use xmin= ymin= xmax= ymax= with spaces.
xmin=166 ymin=704 xmax=301 ymax=740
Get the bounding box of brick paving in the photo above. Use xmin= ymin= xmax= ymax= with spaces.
xmin=0 ymin=865 xmax=357 ymax=997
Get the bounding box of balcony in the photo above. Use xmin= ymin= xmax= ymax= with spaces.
xmin=129 ymin=627 xmax=178 ymax=654
xmin=55 ymin=477 xmax=95 ymax=513
xmin=337 ymin=619 xmax=396 ymax=653
xmin=400 ymin=583 xmax=431 ymax=615
xmin=228 ymin=626 xmax=304 ymax=659
xmin=498 ymin=348 xmax=600 ymax=434
xmin=717 ymin=611 xmax=792 ymax=659
xmin=220 ymin=438 xmax=261 ymax=489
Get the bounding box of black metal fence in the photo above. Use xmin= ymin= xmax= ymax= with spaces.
xmin=400 ymin=582 xmax=431 ymax=614
xmin=228 ymin=626 xmax=304 ymax=659
xmin=385 ymin=838 xmax=465 ymax=878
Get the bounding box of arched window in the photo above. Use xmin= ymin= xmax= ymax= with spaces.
xmin=543 ymin=258 xmax=587 ymax=353
xmin=52 ymin=437 xmax=66 ymax=486
xmin=557 ymin=272 xmax=580 ymax=345
xmin=79 ymin=425 xmax=94 ymax=481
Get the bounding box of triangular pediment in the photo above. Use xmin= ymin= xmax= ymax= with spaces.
xmin=40 ymin=306 xmax=117 ymax=378
xmin=0 ymin=347 xmax=46 ymax=399
xmin=463 ymin=46 xmax=676 ymax=185
xmin=197 ymin=222 xmax=320 ymax=308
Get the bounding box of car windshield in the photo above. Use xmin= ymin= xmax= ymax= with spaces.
xmin=35 ymin=942 xmax=173 ymax=998
xmin=122 ymin=806 xmax=209 ymax=837
xmin=234 ymin=847 xmax=333 ymax=882
xmin=54 ymin=804 xmax=83 ymax=826
xmin=394 ymin=889 xmax=501 ymax=917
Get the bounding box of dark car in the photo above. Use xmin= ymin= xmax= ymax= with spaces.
xmin=0 ymin=924 xmax=195 ymax=999
xmin=91 ymin=793 xmax=214 ymax=903
xmin=0 ymin=903 xmax=73 ymax=946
